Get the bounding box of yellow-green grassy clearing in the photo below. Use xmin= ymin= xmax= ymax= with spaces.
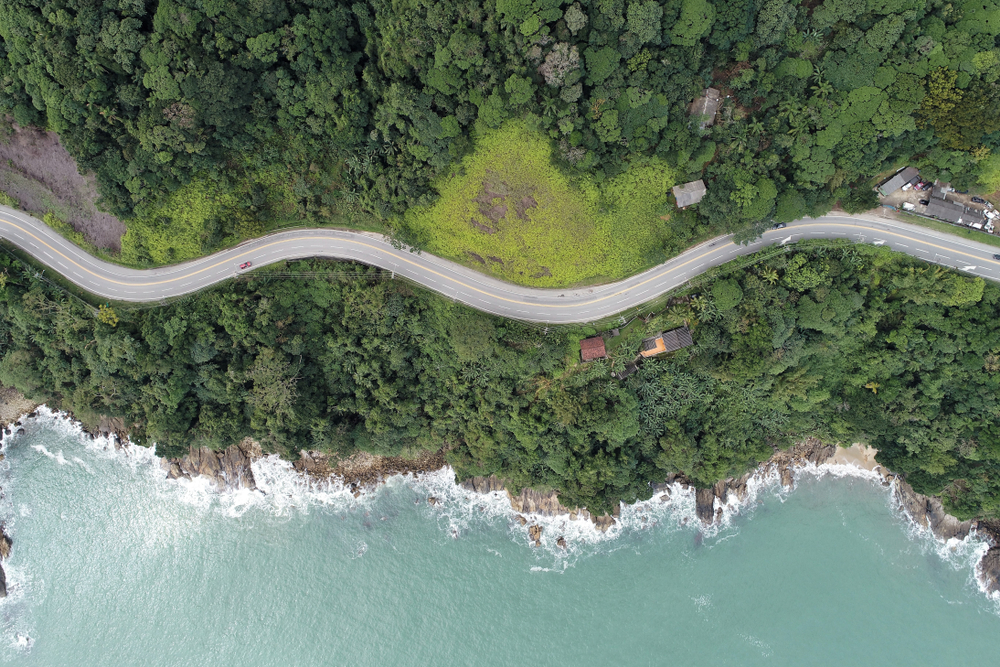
xmin=400 ymin=121 xmax=689 ymax=287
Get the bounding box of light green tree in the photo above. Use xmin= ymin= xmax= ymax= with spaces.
xmin=670 ymin=0 xmax=715 ymax=46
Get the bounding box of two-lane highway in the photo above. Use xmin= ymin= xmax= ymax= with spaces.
xmin=1 ymin=204 xmax=999 ymax=323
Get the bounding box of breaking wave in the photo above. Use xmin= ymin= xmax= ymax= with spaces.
xmin=1 ymin=406 xmax=996 ymax=606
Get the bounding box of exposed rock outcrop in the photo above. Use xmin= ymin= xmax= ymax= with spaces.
xmin=976 ymin=521 xmax=1000 ymax=595
xmin=86 ymin=415 xmax=132 ymax=448
xmin=0 ymin=385 xmax=38 ymax=430
xmin=293 ymin=449 xmax=446 ymax=490
xmin=893 ymin=480 xmax=973 ymax=541
xmin=161 ymin=437 xmax=263 ymax=492
xmin=460 ymin=475 xmax=619 ymax=532
xmin=693 ymin=439 xmax=841 ymax=526
xmin=695 ymin=487 xmax=716 ymax=523
xmin=0 ymin=529 xmax=11 ymax=561
xmin=0 ymin=525 xmax=11 ymax=598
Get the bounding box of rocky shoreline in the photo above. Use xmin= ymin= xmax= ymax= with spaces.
xmin=1 ymin=386 xmax=999 ymax=599
xmin=0 ymin=386 xmax=39 ymax=598
xmin=459 ymin=475 xmax=619 ymax=546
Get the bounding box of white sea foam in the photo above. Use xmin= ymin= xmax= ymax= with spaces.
xmin=30 ymin=444 xmax=69 ymax=465
xmin=6 ymin=405 xmax=1000 ymax=606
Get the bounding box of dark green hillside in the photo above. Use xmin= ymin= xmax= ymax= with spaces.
xmin=1 ymin=0 xmax=999 ymax=257
xmin=1 ymin=244 xmax=1000 ymax=518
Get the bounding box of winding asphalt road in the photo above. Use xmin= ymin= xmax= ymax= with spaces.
xmin=2 ymin=204 xmax=999 ymax=324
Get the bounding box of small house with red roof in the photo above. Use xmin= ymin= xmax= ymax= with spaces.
xmin=580 ymin=336 xmax=607 ymax=362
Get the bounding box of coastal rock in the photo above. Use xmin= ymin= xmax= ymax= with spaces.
xmin=0 ymin=529 xmax=11 ymax=560
xmin=0 ymin=563 xmax=6 ymax=598
xmin=695 ymin=487 xmax=715 ymax=524
xmin=689 ymin=440 xmax=847 ymax=525
xmin=161 ymin=437 xmax=262 ymax=492
xmin=515 ymin=515 xmax=526 ymax=526
xmin=557 ymin=536 xmax=567 ymax=549
xmin=528 ymin=524 xmax=542 ymax=546
xmin=727 ymin=474 xmax=751 ymax=502
xmin=0 ymin=385 xmax=39 ymax=430
xmin=428 ymin=497 xmax=437 ymax=506
xmin=979 ymin=546 xmax=1000 ymax=594
xmin=976 ymin=521 xmax=1000 ymax=594
xmin=296 ymin=449 xmax=445 ymax=488
xmin=88 ymin=415 xmax=132 ymax=446
xmin=592 ymin=514 xmax=616 ymax=532
xmin=712 ymin=479 xmax=728 ymax=505
xmin=893 ymin=481 xmax=973 ymax=541
xmin=461 ymin=475 xmax=617 ymax=532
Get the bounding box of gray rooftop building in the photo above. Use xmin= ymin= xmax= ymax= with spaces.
xmin=673 ymin=179 xmax=707 ymax=208
xmin=877 ymin=167 xmax=919 ymax=196
xmin=932 ymin=181 xmax=950 ymax=200
xmin=925 ymin=199 xmax=967 ymax=224
xmin=689 ymin=88 xmax=721 ymax=130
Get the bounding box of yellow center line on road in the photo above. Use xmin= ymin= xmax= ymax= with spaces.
xmin=3 ymin=216 xmax=1000 ymax=311
xmin=0 ymin=215 xmax=725 ymax=308
xmin=797 ymin=221 xmax=1000 ymax=265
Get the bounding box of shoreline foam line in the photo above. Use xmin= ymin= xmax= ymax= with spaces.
xmin=2 ymin=407 xmax=997 ymax=606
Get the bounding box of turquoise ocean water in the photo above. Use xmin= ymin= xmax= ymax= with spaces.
xmin=1 ymin=409 xmax=999 ymax=666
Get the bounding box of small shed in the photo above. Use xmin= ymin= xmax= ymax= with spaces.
xmin=580 ymin=336 xmax=607 ymax=362
xmin=877 ymin=167 xmax=919 ymax=196
xmin=925 ymin=199 xmax=967 ymax=224
xmin=673 ymin=180 xmax=707 ymax=208
xmin=639 ymin=327 xmax=694 ymax=359
xmin=613 ymin=361 xmax=639 ymax=380
xmin=689 ymin=88 xmax=721 ymax=129
xmin=932 ymin=181 xmax=951 ymax=201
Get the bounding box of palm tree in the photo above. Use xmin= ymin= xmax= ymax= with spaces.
xmin=778 ymin=99 xmax=803 ymax=123
xmin=541 ymin=97 xmax=560 ymax=118
xmin=787 ymin=118 xmax=808 ymax=137
xmin=811 ymin=79 xmax=834 ymax=99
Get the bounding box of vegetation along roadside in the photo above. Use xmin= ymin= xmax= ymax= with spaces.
xmin=2 ymin=0 xmax=1000 ymax=282
xmin=0 ymin=240 xmax=998 ymax=522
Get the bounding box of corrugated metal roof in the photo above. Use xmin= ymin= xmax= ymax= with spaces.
xmin=639 ymin=327 xmax=694 ymax=358
xmin=689 ymin=88 xmax=721 ymax=129
xmin=878 ymin=167 xmax=919 ymax=196
xmin=672 ymin=180 xmax=707 ymax=208
xmin=925 ymin=199 xmax=966 ymax=223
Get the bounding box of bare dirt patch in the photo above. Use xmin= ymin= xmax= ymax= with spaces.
xmin=470 ymin=172 xmax=538 ymax=232
xmin=515 ymin=195 xmax=537 ymax=220
xmin=0 ymin=119 xmax=125 ymax=251
xmin=466 ymin=251 xmax=486 ymax=264
xmin=470 ymin=219 xmax=495 ymax=234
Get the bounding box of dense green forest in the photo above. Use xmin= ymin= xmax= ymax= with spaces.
xmin=1 ymin=0 xmax=999 ymax=260
xmin=1 ymin=243 xmax=999 ymax=519
xmin=2 ymin=1 xmax=1000 ymax=519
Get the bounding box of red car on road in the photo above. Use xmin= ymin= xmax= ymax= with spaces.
xmin=239 ymin=261 xmax=252 ymax=270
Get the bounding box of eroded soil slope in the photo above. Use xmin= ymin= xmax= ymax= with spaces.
xmin=0 ymin=120 xmax=125 ymax=251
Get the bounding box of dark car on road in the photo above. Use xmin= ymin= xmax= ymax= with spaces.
xmin=239 ymin=261 xmax=252 ymax=270
xmin=994 ymin=254 xmax=1000 ymax=261
xmin=772 ymin=222 xmax=786 ymax=229
xmin=919 ymin=199 xmax=930 ymax=206
xmin=972 ymin=196 xmax=986 ymax=204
